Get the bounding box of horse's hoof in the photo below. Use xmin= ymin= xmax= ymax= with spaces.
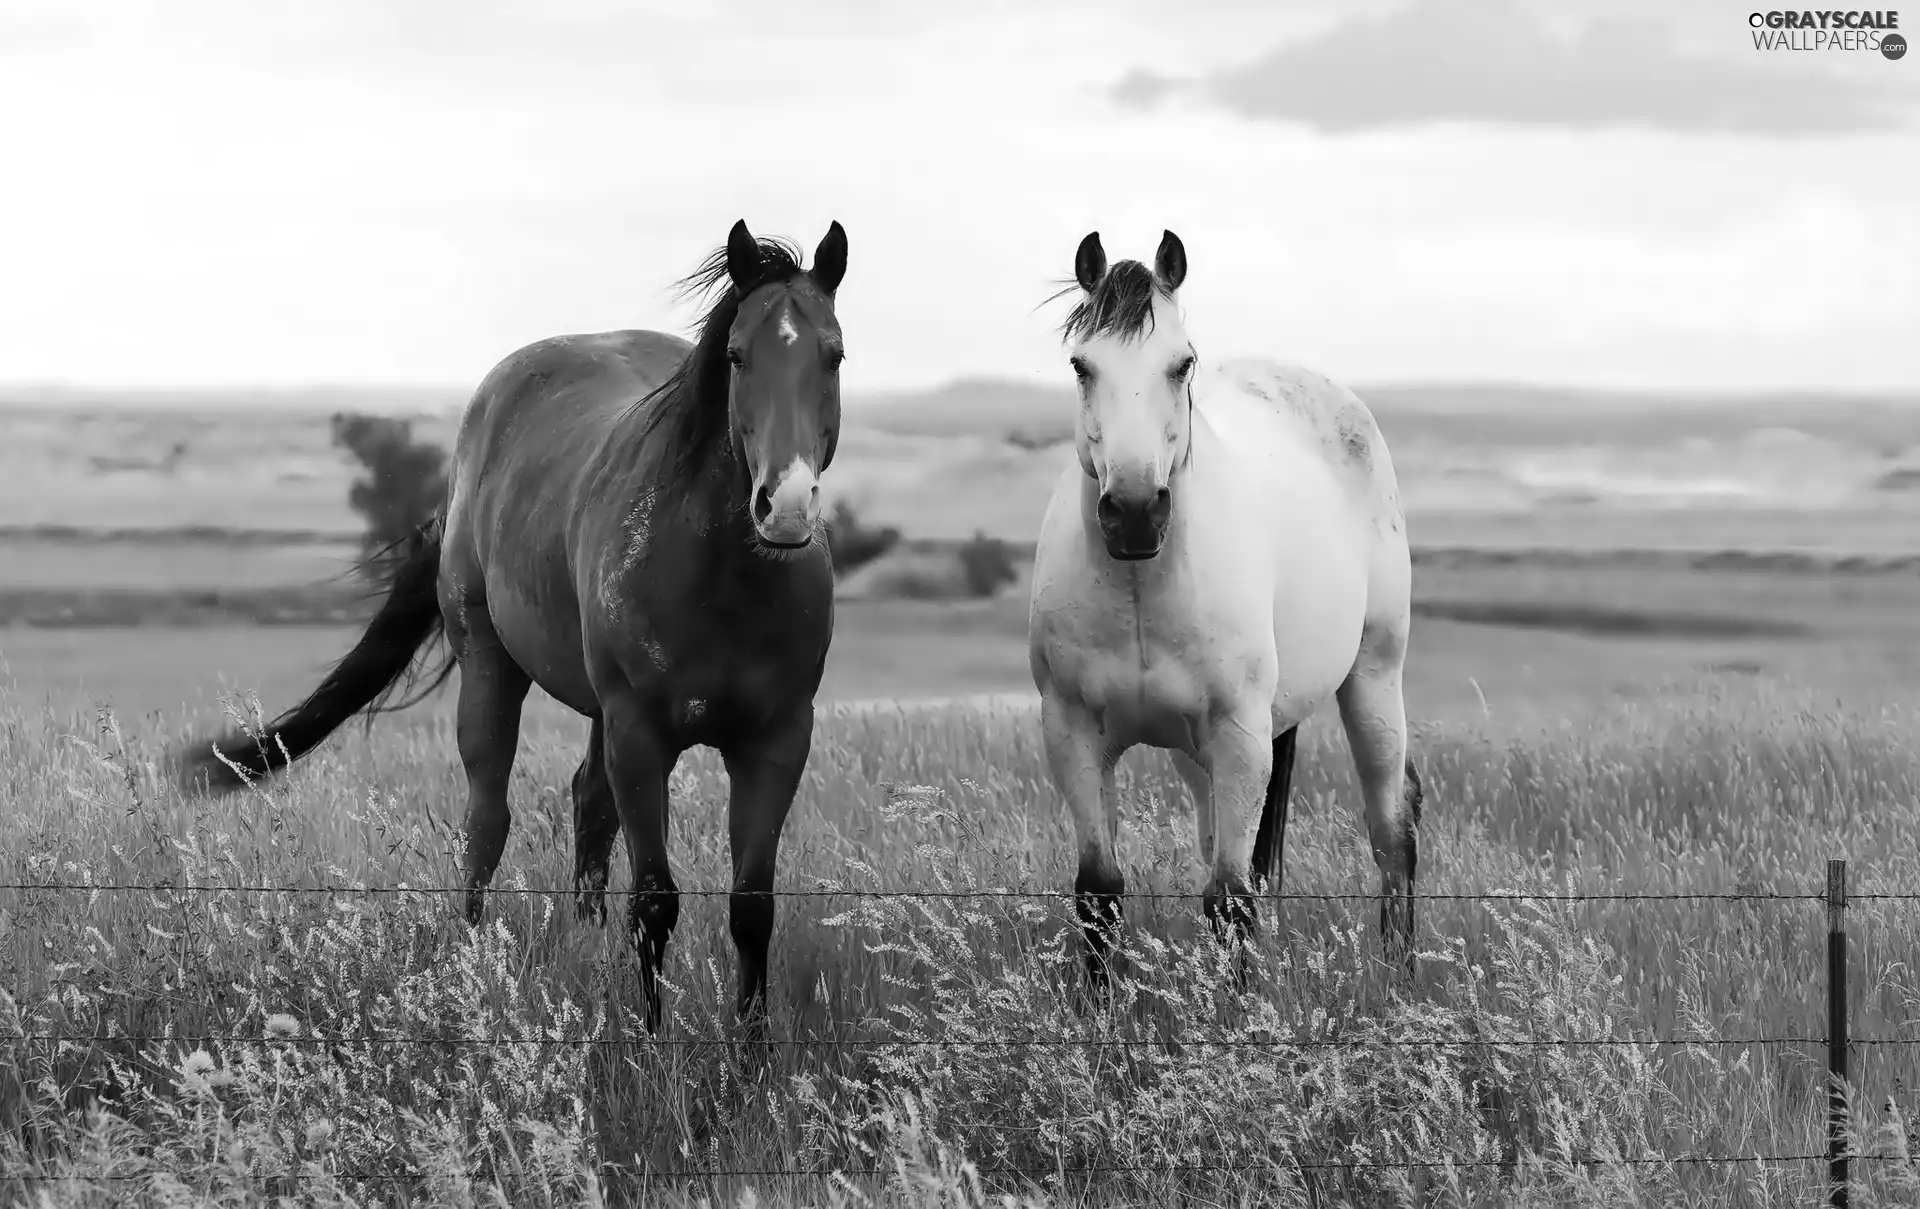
xmin=1379 ymin=901 xmax=1417 ymax=977
xmin=573 ymin=890 xmax=607 ymax=927
xmin=734 ymin=1006 xmax=773 ymax=1070
xmin=640 ymin=975 xmax=666 ymax=1036
xmin=574 ymin=867 xmax=610 ymax=926
xmin=1076 ymin=954 xmax=1115 ymax=1013
xmin=1203 ymin=887 xmax=1259 ymax=942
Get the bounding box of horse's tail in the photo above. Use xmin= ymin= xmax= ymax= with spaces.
xmin=176 ymin=520 xmax=454 ymax=794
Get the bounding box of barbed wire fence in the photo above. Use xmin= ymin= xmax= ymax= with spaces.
xmin=3 ymin=860 xmax=1916 ymax=1206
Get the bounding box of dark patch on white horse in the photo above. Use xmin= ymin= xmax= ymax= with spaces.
xmin=1239 ymin=372 xmax=1276 ymax=403
xmin=1334 ymin=405 xmax=1373 ymax=468
xmin=1248 ymin=367 xmax=1378 ymax=473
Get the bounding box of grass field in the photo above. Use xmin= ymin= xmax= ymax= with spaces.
xmin=6 ymin=552 xmax=1920 ymax=1206
xmin=6 ymin=680 xmax=1920 ymax=1206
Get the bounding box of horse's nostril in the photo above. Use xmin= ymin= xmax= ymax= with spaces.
xmin=1097 ymin=492 xmax=1121 ymax=524
xmin=1149 ymin=487 xmax=1171 ymax=524
xmin=752 ymin=485 xmax=774 ymax=523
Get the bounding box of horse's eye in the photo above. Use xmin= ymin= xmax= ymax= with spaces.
xmin=1169 ymin=356 xmax=1196 ymax=381
xmin=827 ymin=349 xmax=846 ymax=372
xmin=1070 ymin=357 xmax=1091 ymax=381
xmin=726 ymin=348 xmax=744 ymax=367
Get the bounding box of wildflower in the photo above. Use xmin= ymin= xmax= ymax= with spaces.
xmin=181 ymin=1050 xmax=216 ymax=1076
xmin=305 ymin=1119 xmax=335 ymax=1151
xmin=264 ymin=1013 xmax=300 ymax=1039
xmin=206 ymin=1068 xmax=235 ymax=1090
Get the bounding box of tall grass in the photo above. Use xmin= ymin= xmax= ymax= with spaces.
xmin=4 ymin=688 xmax=1920 ymax=1206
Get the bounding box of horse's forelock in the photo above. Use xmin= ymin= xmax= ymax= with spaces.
xmin=638 ymin=235 xmax=816 ymax=481
xmin=1053 ymin=259 xmax=1169 ymax=345
xmin=675 ymin=237 xmax=806 ymax=308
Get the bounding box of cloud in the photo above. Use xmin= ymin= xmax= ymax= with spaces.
xmin=1116 ymin=0 xmax=1917 ymax=136
xmin=1110 ymin=66 xmax=1182 ymax=109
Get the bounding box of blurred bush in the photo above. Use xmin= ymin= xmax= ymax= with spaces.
xmin=825 ymin=499 xmax=901 ymax=578
xmin=329 ymin=412 xmax=448 ymax=571
xmin=957 ymin=530 xmax=1017 ymax=598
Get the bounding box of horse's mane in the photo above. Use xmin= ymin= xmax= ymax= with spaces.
xmin=638 ymin=235 xmax=807 ymax=480
xmin=1050 ymin=259 xmax=1169 ymax=344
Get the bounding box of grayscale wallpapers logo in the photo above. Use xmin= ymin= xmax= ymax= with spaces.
xmin=1748 ymin=10 xmax=1906 ymax=57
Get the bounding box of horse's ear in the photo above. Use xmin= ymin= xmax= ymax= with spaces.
xmin=1154 ymin=229 xmax=1187 ymax=292
xmin=812 ymin=220 xmax=848 ymax=296
xmin=1074 ymin=231 xmax=1107 ymax=293
xmin=725 ymin=219 xmax=762 ymax=294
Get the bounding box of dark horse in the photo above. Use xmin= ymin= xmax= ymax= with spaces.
xmin=178 ymin=219 xmax=849 ymax=1032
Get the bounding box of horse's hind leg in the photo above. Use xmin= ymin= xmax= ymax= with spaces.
xmin=1336 ymin=636 xmax=1420 ymax=971
xmin=1250 ymin=726 xmax=1299 ymax=895
xmin=571 ymin=719 xmax=619 ymax=925
xmin=456 ymin=622 xmax=533 ymax=925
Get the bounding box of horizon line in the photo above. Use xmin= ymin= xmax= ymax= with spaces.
xmin=2 ymin=376 xmax=1918 ymax=411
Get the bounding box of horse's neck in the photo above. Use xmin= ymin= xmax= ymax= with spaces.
xmin=599 ymin=414 xmax=752 ymax=554
xmin=689 ymin=439 xmax=753 ymax=538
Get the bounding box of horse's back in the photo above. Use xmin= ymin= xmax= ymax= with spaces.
xmin=447 ymin=330 xmax=683 ymax=525
xmin=440 ymin=330 xmax=692 ymax=711
xmin=454 ymin=331 xmax=688 ymax=478
xmin=1200 ymin=358 xmax=1412 ymax=661
xmin=1202 ymin=361 xmax=1398 ymax=498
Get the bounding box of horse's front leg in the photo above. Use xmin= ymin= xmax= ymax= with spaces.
xmin=1042 ymin=693 xmax=1123 ymax=992
xmin=720 ymin=704 xmax=814 ymax=1035
xmin=602 ymin=692 xmax=679 ymax=1034
xmin=1200 ymin=709 xmax=1276 ymax=949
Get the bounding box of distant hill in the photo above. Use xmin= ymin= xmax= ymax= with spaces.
xmin=847 ymin=378 xmax=1920 ymax=449
xmin=1 ymin=374 xmax=1917 ymax=551
xmin=9 ymin=377 xmax=1915 ymax=447
xmin=0 ymin=383 xmax=467 ymax=417
xmin=846 ymin=377 xmax=1077 ymax=445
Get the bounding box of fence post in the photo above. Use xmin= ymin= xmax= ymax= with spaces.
xmin=1827 ymin=858 xmax=1849 ymax=1209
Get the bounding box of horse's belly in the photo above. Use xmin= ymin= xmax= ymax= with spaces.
xmin=484 ymin=573 xmax=596 ymax=713
xmin=1268 ymin=566 xmax=1368 ymax=726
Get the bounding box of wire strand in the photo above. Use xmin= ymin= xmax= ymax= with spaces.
xmin=6 ymin=1151 xmax=1906 ymax=1184
xmin=0 ymin=882 xmax=1844 ymax=902
xmin=16 ymin=1032 xmax=1911 ymax=1050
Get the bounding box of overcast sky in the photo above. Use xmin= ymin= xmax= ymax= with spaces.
xmin=3 ymin=0 xmax=1916 ymax=395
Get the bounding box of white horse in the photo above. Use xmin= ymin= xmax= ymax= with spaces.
xmin=1026 ymin=230 xmax=1424 ymax=985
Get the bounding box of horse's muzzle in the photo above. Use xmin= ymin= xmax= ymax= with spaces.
xmin=751 ymin=459 xmax=822 ymax=547
xmin=1097 ymin=487 xmax=1171 ymax=561
xmin=752 ymin=514 xmax=816 ymax=548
